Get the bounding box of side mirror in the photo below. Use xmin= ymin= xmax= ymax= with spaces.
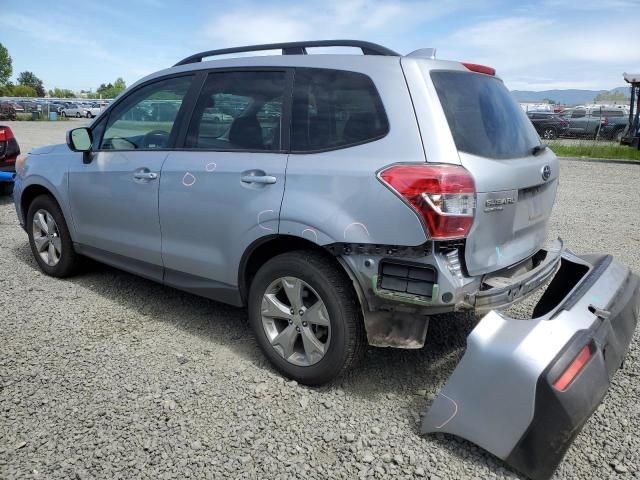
xmin=67 ymin=127 xmax=92 ymax=152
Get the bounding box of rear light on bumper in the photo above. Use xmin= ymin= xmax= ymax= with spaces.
xmin=379 ymin=164 xmax=476 ymax=240
xmin=553 ymin=344 xmax=593 ymax=391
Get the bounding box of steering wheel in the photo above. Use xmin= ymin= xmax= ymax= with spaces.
xmin=142 ymin=130 xmax=170 ymax=149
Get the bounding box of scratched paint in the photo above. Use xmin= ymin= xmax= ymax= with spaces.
xmin=302 ymin=228 xmax=318 ymax=243
xmin=257 ymin=210 xmax=275 ymax=231
xmin=495 ymin=246 xmax=503 ymax=259
xmin=435 ymin=392 xmax=459 ymax=429
xmin=205 ymin=162 xmax=217 ymax=172
xmin=182 ymin=172 xmax=196 ymax=187
xmin=343 ymin=222 xmax=370 ymax=240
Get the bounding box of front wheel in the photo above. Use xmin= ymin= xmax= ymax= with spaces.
xmin=542 ymin=127 xmax=557 ymax=140
xmin=27 ymin=195 xmax=81 ymax=277
xmin=61 ymin=112 xmax=66 ymax=117
xmin=248 ymin=250 xmax=366 ymax=385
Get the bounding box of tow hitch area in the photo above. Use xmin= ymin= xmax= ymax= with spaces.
xmin=421 ymin=251 xmax=640 ymax=480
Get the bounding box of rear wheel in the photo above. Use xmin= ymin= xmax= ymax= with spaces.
xmin=76 ymin=112 xmax=81 ymax=118
xmin=61 ymin=112 xmax=66 ymax=118
xmin=248 ymin=250 xmax=366 ymax=385
xmin=27 ymin=195 xmax=81 ymax=277
xmin=542 ymin=127 xmax=557 ymax=140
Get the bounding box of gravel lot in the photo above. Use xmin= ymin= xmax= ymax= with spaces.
xmin=1 ymin=121 xmax=639 ymax=479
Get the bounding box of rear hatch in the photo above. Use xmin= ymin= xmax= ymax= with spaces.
xmin=430 ymin=69 xmax=559 ymax=276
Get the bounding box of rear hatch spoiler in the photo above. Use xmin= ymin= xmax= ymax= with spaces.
xmin=421 ymin=249 xmax=640 ymax=479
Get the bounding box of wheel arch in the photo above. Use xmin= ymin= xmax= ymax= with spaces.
xmin=20 ymin=183 xmax=73 ymax=239
xmin=238 ymin=234 xmax=364 ymax=308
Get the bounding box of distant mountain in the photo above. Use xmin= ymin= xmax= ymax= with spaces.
xmin=511 ymin=86 xmax=630 ymax=105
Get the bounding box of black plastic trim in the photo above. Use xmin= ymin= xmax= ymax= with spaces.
xmin=174 ymin=40 xmax=400 ymax=66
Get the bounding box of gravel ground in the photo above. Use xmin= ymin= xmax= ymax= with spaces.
xmin=1 ymin=122 xmax=639 ymax=479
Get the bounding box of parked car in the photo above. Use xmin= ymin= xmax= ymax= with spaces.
xmin=61 ymin=103 xmax=86 ymax=118
xmin=1 ymin=101 xmax=24 ymax=114
xmin=0 ymin=102 xmax=17 ymax=121
xmin=84 ymin=103 xmax=103 ymax=118
xmin=0 ymin=125 xmax=20 ymax=195
xmin=11 ymin=40 xmax=639 ymax=480
xmin=526 ymin=111 xmax=569 ymax=139
xmin=598 ymin=110 xmax=630 ymax=141
xmin=560 ymin=108 xmax=626 ymax=138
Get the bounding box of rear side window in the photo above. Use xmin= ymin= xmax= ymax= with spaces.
xmin=431 ymin=71 xmax=540 ymax=159
xmin=291 ymin=69 xmax=388 ymax=152
xmin=186 ymin=71 xmax=286 ymax=151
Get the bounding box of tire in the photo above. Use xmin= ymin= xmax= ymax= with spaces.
xmin=614 ymin=128 xmax=625 ymax=143
xmin=248 ymin=250 xmax=366 ymax=385
xmin=61 ymin=112 xmax=66 ymax=118
xmin=76 ymin=112 xmax=81 ymax=118
xmin=542 ymin=127 xmax=557 ymax=140
xmin=26 ymin=194 xmax=81 ymax=277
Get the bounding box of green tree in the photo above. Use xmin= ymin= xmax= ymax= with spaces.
xmin=17 ymin=71 xmax=45 ymax=97
xmin=48 ymin=87 xmax=76 ymax=98
xmin=594 ymin=90 xmax=628 ymax=102
xmin=0 ymin=81 xmax=14 ymax=96
xmin=96 ymin=77 xmax=126 ymax=99
xmin=12 ymin=85 xmax=37 ymax=97
xmin=0 ymin=43 xmax=12 ymax=86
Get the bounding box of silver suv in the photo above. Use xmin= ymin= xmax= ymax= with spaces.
xmin=12 ymin=41 xmax=639 ymax=479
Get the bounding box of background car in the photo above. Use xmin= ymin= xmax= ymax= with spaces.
xmin=85 ymin=102 xmax=103 ymax=118
xmin=0 ymin=102 xmax=17 ymax=121
xmin=61 ymin=103 xmax=86 ymax=118
xmin=0 ymin=125 xmax=20 ymax=195
xmin=526 ymin=112 xmax=569 ymax=139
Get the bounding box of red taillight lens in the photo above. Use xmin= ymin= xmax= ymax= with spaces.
xmin=379 ymin=164 xmax=476 ymax=240
xmin=462 ymin=62 xmax=496 ymax=76
xmin=0 ymin=127 xmax=14 ymax=142
xmin=553 ymin=344 xmax=593 ymax=392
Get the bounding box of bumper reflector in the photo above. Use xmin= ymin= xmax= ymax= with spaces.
xmin=553 ymin=344 xmax=592 ymax=392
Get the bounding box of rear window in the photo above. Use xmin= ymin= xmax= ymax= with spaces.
xmin=431 ymin=71 xmax=540 ymax=159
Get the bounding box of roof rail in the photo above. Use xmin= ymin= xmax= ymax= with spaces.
xmin=173 ymin=40 xmax=400 ymax=66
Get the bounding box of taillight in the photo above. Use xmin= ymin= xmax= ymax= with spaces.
xmin=0 ymin=127 xmax=14 ymax=142
xmin=379 ymin=164 xmax=476 ymax=240
xmin=553 ymin=344 xmax=593 ymax=392
xmin=462 ymin=62 xmax=496 ymax=76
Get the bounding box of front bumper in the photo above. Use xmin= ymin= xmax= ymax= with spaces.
xmin=421 ymin=251 xmax=639 ymax=480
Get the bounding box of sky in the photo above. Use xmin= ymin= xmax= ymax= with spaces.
xmin=2 ymin=0 xmax=639 ymax=93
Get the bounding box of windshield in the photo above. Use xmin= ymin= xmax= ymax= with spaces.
xmin=431 ymin=71 xmax=540 ymax=159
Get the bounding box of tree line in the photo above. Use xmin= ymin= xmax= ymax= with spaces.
xmin=0 ymin=42 xmax=126 ymax=99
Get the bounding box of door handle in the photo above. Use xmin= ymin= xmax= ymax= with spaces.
xmin=241 ymin=175 xmax=277 ymax=184
xmin=133 ymin=171 xmax=158 ymax=180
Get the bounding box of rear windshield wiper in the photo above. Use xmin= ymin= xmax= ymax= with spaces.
xmin=532 ymin=143 xmax=548 ymax=156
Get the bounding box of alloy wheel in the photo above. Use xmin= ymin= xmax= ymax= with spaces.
xmin=260 ymin=276 xmax=331 ymax=366
xmin=32 ymin=209 xmax=62 ymax=266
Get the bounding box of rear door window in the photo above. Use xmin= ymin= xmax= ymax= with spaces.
xmin=291 ymin=68 xmax=388 ymax=152
xmin=431 ymin=71 xmax=540 ymax=159
xmin=185 ymin=71 xmax=286 ymax=151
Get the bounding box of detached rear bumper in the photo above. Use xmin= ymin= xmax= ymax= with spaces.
xmin=421 ymin=251 xmax=640 ymax=480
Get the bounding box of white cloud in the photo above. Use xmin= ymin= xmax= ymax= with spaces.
xmin=199 ymin=0 xmax=474 ymax=52
xmin=440 ymin=14 xmax=640 ymax=90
